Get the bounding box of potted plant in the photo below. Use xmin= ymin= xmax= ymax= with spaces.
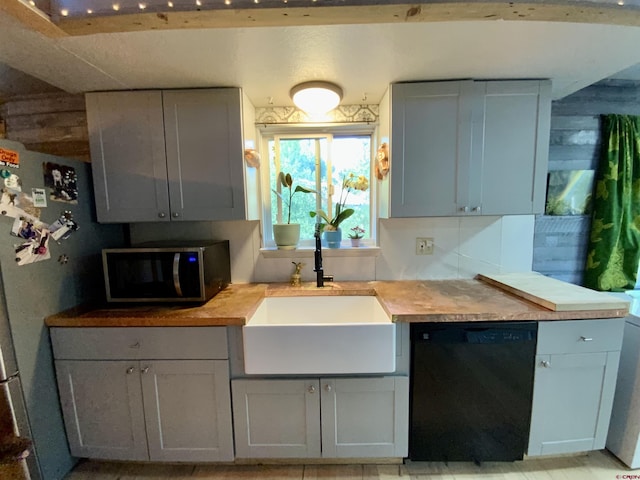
xmin=310 ymin=173 xmax=369 ymax=248
xmin=348 ymin=225 xmax=365 ymax=247
xmin=272 ymin=172 xmax=314 ymax=250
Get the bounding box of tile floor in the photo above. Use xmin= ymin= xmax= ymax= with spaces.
xmin=64 ymin=450 xmax=633 ymax=479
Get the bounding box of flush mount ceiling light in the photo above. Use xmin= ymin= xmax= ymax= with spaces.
xmin=290 ymin=81 xmax=343 ymax=115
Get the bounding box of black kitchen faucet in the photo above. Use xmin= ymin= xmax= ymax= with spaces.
xmin=314 ymin=223 xmax=333 ymax=287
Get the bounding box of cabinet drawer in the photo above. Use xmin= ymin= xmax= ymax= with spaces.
xmin=537 ymin=319 xmax=624 ymax=355
xmin=51 ymin=327 xmax=228 ymax=360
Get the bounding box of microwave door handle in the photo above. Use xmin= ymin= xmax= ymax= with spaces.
xmin=173 ymin=253 xmax=183 ymax=297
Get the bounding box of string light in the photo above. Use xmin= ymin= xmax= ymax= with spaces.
xmin=60 ymin=8 xmax=69 ymax=16
xmin=87 ymin=9 xmax=93 ymax=13
xmin=138 ymin=2 xmax=147 ymax=9
xmin=112 ymin=3 xmax=120 ymax=11
xmin=168 ymin=1 xmax=174 ymax=6
xmin=196 ymin=0 xmax=202 ymax=5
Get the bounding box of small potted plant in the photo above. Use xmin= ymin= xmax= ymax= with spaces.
xmin=310 ymin=173 xmax=369 ymax=248
xmin=272 ymin=172 xmax=314 ymax=249
xmin=348 ymin=225 xmax=365 ymax=247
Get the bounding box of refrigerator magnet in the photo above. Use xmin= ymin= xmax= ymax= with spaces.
xmin=43 ymin=163 xmax=78 ymax=204
xmin=31 ymin=188 xmax=47 ymax=208
xmin=49 ymin=215 xmax=78 ymax=242
xmin=0 ymin=147 xmax=20 ymax=169
xmin=0 ymin=190 xmax=41 ymax=221
xmin=14 ymin=231 xmax=51 ymax=266
xmin=10 ymin=217 xmax=38 ymax=240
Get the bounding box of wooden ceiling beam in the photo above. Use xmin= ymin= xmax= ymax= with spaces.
xmin=0 ymin=0 xmax=67 ymax=38
xmin=52 ymin=2 xmax=640 ymax=36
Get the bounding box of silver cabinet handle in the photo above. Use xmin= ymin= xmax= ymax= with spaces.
xmin=158 ymin=212 xmax=166 ymax=218
xmin=324 ymin=384 xmax=332 ymax=392
xmin=126 ymin=367 xmax=135 ymax=374
xmin=472 ymin=206 xmax=481 ymax=212
xmin=580 ymin=336 xmax=593 ymax=342
xmin=141 ymin=366 xmax=150 ymax=374
xmin=130 ymin=342 xmax=140 ymax=349
xmin=308 ymin=385 xmax=316 ymax=394
xmin=172 ymin=212 xmax=180 ymax=218
xmin=541 ymin=360 xmax=551 ymax=368
xmin=459 ymin=206 xmax=469 ymax=212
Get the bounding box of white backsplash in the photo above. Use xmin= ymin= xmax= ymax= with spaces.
xmin=130 ymin=215 xmax=534 ymax=283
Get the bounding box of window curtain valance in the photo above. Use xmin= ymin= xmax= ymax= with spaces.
xmin=584 ymin=114 xmax=640 ymax=291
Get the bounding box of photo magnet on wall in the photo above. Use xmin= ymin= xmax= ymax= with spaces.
xmin=49 ymin=214 xmax=79 ymax=242
xmin=14 ymin=229 xmax=51 ymax=266
xmin=31 ymin=188 xmax=47 ymax=208
xmin=0 ymin=189 xmax=41 ymax=221
xmin=10 ymin=217 xmax=47 ymax=240
xmin=43 ymin=162 xmax=78 ymax=204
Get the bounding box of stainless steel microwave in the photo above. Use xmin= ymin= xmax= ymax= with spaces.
xmin=102 ymin=240 xmax=231 ymax=303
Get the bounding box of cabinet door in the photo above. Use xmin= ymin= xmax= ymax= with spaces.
xmin=54 ymin=360 xmax=148 ymax=461
xmin=232 ymin=379 xmax=321 ymax=458
xmin=472 ymin=80 xmax=551 ymax=215
xmin=141 ymin=360 xmax=234 ymax=462
xmin=390 ymin=81 xmax=474 ymax=217
xmin=320 ymin=376 xmax=409 ymax=458
xmin=163 ymin=89 xmax=245 ymax=221
xmin=528 ymin=351 xmax=620 ymax=456
xmin=86 ymin=91 xmax=171 ymax=223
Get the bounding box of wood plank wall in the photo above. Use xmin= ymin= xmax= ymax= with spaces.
xmin=533 ymin=80 xmax=640 ymax=285
xmin=0 ymin=92 xmax=90 ymax=162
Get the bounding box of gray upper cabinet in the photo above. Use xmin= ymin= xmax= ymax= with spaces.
xmin=389 ymin=79 xmax=551 ymax=217
xmin=528 ymin=319 xmax=624 ymax=456
xmin=390 ymin=81 xmax=474 ymax=217
xmin=87 ymin=88 xmax=245 ymax=223
xmin=471 ymin=81 xmax=551 ymax=215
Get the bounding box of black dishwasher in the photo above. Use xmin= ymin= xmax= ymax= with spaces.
xmin=409 ymin=322 xmax=537 ymax=462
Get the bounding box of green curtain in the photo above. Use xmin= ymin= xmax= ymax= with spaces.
xmin=584 ymin=114 xmax=640 ymax=291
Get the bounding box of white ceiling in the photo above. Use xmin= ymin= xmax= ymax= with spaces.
xmin=3 ymin=9 xmax=640 ymax=107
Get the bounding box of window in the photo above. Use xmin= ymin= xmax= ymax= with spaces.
xmin=261 ymin=127 xmax=374 ymax=248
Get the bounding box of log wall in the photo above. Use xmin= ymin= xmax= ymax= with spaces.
xmin=0 ymin=92 xmax=89 ymax=161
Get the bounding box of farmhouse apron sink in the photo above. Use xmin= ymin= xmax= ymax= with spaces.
xmin=242 ymin=296 xmax=396 ymax=374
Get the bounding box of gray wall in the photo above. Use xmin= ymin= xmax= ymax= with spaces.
xmin=533 ymin=80 xmax=640 ymax=285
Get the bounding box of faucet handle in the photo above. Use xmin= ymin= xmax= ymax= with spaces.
xmin=314 ymin=223 xmax=322 ymax=237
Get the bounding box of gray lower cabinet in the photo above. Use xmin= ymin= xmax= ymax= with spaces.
xmin=389 ymin=79 xmax=551 ymax=217
xmin=527 ymin=319 xmax=624 ymax=456
xmin=51 ymin=327 xmax=234 ymax=462
xmin=231 ymin=376 xmax=408 ymax=459
xmin=86 ymin=88 xmax=245 ymax=223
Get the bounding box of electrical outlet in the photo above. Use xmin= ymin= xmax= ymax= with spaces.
xmin=416 ymin=237 xmax=434 ymax=255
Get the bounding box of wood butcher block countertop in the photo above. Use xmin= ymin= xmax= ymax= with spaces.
xmin=45 ymin=277 xmax=630 ymax=328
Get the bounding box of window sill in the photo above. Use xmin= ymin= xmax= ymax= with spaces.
xmin=260 ymin=246 xmax=381 ymax=259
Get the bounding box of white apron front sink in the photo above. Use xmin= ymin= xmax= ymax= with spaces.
xmin=242 ymin=296 xmax=395 ymax=374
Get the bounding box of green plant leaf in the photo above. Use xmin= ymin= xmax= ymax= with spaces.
xmin=294 ymin=185 xmax=315 ymax=194
xmin=285 ymin=173 xmax=293 ymax=187
xmin=278 ymin=171 xmax=287 ymax=187
xmin=333 ymin=208 xmax=354 ymax=226
xmin=310 ymin=210 xmax=332 ymax=225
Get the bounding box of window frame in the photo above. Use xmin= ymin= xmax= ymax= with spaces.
xmin=259 ymin=123 xmax=377 ymax=249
